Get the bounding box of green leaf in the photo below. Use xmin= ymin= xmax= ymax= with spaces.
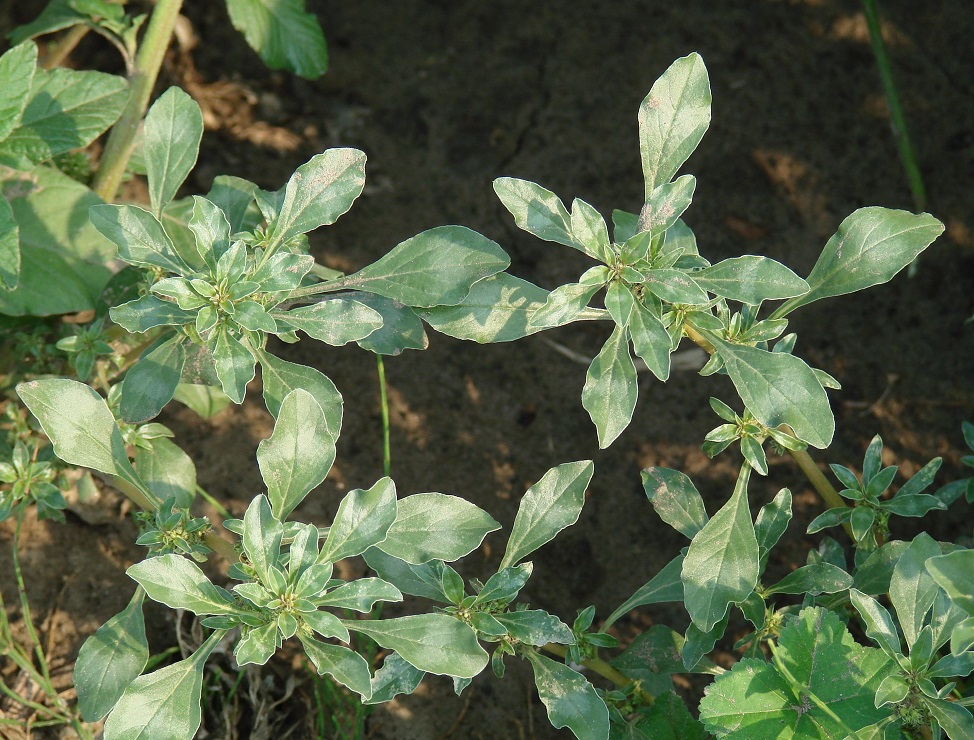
xmin=472 ymin=563 xmax=533 ymax=606
xmin=127 ymin=555 xmax=236 ymax=615
xmin=364 ymin=652 xmax=425 ymax=705
xmin=90 ymin=203 xmax=191 ymax=274
xmin=776 ymin=208 xmax=944 ymax=315
xmin=852 ymin=540 xmax=909 ymax=596
xmin=494 ymin=610 xmax=574 ymax=647
xmin=0 ymin=66 xmax=127 ymax=163
xmin=754 ymin=489 xmax=793 ymax=568
xmin=0 ymin=196 xmax=19 ymax=290
xmin=257 ymin=389 xmax=335 ymax=520
xmin=361 ymin=548 xmax=454 ymax=602
xmin=17 ymin=378 xmax=135 ymax=482
xmin=110 ymin=295 xmax=195 ymax=333
xmin=171 ymin=384 xmax=231 ymax=419
xmin=764 ymin=563 xmax=852 ymax=596
xmin=234 ymin=620 xmax=277 ymax=666
xmin=299 ymin=637 xmax=373 ymax=700
xmin=712 ymin=337 xmax=834 ymax=448
xmin=620 ymin=691 xmax=707 ymax=740
xmin=683 ymin=613 xmax=728 ymax=671
xmin=345 ymin=226 xmax=510 ymax=308
xmin=345 ymin=615 xmax=488 ymax=678
xmin=525 ymin=650 xmax=609 ymax=740
xmin=528 ymin=280 xmax=604 ymax=329
xmin=639 ymin=52 xmax=711 ymax=197
xmin=144 ymin=87 xmax=203 ymax=218
xmin=0 ymin=164 xmax=115 ymax=316
xmin=682 ymin=465 xmax=759 ymax=632
xmin=604 ymin=553 xmax=685 ymax=628
xmin=75 ymin=589 xmax=148 ymax=722
xmin=500 ymin=460 xmax=594 ymax=569
xmin=120 ymin=336 xmax=186 ymax=423
xmin=257 ymin=350 xmax=343 ymax=432
xmin=187 ymin=196 xmax=232 ymax=273
xmin=0 ymin=42 xmax=37 ymax=144
xmin=644 ymin=268 xmax=710 ymax=305
xmin=277 ymin=298 xmax=382 ymax=346
xmin=889 ymin=532 xmax=942 ymax=648
xmin=377 ymin=492 xmax=500 ymax=564
xmin=350 ymin=293 xmax=428 ymax=355
xmin=692 ymin=256 xmax=809 ymax=305
xmin=582 ymin=324 xmax=638 ymax=448
xmin=268 ymin=148 xmax=365 ymax=248
xmin=628 ymin=299 xmax=672 ymax=381
xmin=640 ymin=175 xmax=696 ymax=236
xmin=927 ymin=551 xmax=974 ymax=615
xmin=926 ymin=698 xmax=974 ymax=740
xmin=319 ymin=478 xmax=397 ymax=563
xmin=135 ymin=438 xmax=196 ymax=509
xmin=103 ymin=630 xmax=222 ymax=740
xmin=417 ymin=273 xmax=555 ymax=343
xmin=225 ymin=0 xmax=327 ymax=79
xmin=492 ymin=177 xmax=576 ymax=249
xmin=570 ymin=197 xmax=612 ymax=261
xmin=313 ymin=578 xmax=402 ymax=612
xmin=641 ymin=467 xmax=708 ymax=539
xmin=242 ymin=495 xmax=283 ymax=586
xmin=699 ymin=608 xmax=893 ymax=738
xmin=849 ymin=589 xmax=901 ymax=659
xmin=212 ymin=329 xmax=255 ymax=403
xmin=612 ymin=626 xmax=708 ymax=683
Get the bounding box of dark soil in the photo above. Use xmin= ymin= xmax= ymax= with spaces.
xmin=2 ymin=0 xmax=974 ymax=737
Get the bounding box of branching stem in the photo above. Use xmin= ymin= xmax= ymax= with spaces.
xmin=541 ymin=642 xmax=655 ymax=706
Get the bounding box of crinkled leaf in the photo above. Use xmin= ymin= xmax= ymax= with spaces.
xmin=777 ymin=208 xmax=944 ymax=315
xmin=713 ymin=337 xmax=834 ymax=448
xmin=0 ymin=42 xmax=37 ymax=143
xmin=582 ymin=324 xmax=638 ymax=448
xmin=0 ymin=164 xmax=115 ymax=316
xmin=127 ymin=555 xmax=236 ymax=615
xmin=225 ymin=0 xmax=327 ymax=79
xmin=319 ymin=478 xmax=397 ymax=563
xmin=377 ymin=492 xmax=500 ymax=564
xmin=525 ymin=650 xmax=609 ymax=740
xmin=692 ymin=256 xmax=809 ymax=305
xmin=641 ymin=467 xmax=708 ymax=539
xmin=682 ymin=465 xmax=759 ymax=632
xmin=258 ymin=389 xmax=335 ymax=519
xmin=75 ymin=589 xmax=148 ymax=722
xmin=698 ymin=607 xmax=894 ymax=738
xmin=501 ymin=460 xmax=594 ymax=569
xmin=268 ymin=148 xmax=365 ymax=247
xmin=345 ymin=614 xmax=488 ymax=678
xmin=144 ymin=87 xmax=203 ymax=217
xmin=417 ymin=272 xmax=554 ymax=343
xmin=345 ymin=226 xmax=510 ymax=308
xmin=0 ymin=66 xmax=127 ymax=163
xmin=103 ymin=631 xmax=221 ymax=740
xmin=639 ymin=52 xmax=711 ymax=197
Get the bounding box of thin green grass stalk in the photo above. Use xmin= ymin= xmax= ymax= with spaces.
xmin=861 ymin=0 xmax=927 ymax=213
xmin=195 ymin=484 xmax=231 ymax=518
xmin=376 ymin=355 xmax=391 ymax=478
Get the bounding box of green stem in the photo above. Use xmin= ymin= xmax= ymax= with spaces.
xmin=860 ymin=0 xmax=927 ymax=212
xmin=285 ymin=277 xmax=349 ymax=302
xmin=376 ymin=355 xmax=391 ymax=478
xmin=541 ymin=643 xmax=655 ymax=706
xmin=91 ymin=0 xmax=185 ymax=202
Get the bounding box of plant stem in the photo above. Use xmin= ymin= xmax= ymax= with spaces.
xmin=41 ymin=25 xmax=90 ymax=69
xmin=541 ymin=643 xmax=655 ymax=706
xmin=376 ymin=355 xmax=391 ymax=478
xmin=860 ymin=0 xmax=927 ymax=213
xmin=92 ymin=0 xmax=185 ymax=202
